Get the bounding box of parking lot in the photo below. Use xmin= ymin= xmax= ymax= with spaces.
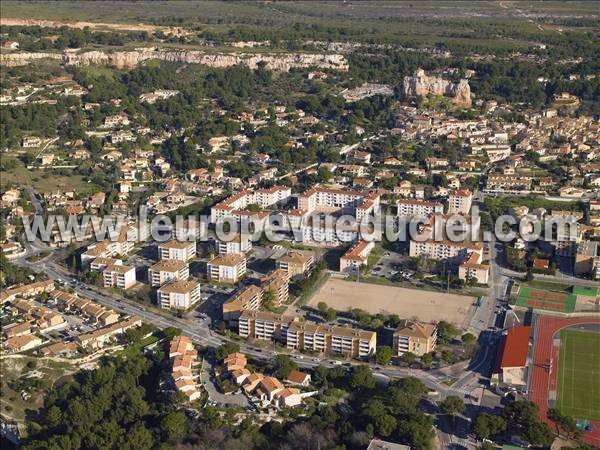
xmin=370 ymin=251 xmax=413 ymax=280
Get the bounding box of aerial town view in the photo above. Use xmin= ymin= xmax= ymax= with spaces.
xmin=0 ymin=1 xmax=599 ymax=449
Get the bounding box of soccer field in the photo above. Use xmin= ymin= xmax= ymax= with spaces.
xmin=557 ymin=330 xmax=600 ymax=421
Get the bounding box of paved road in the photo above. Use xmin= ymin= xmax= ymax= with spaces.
xmin=14 ymin=254 xmax=493 ymax=399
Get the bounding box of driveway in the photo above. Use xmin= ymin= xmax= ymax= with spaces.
xmin=199 ymin=359 xmax=249 ymax=407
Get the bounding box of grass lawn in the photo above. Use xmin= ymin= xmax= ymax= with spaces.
xmin=557 ymin=330 xmax=600 ymax=421
xmin=0 ymin=165 xmax=98 ymax=193
xmin=522 ymin=279 xmax=573 ymax=292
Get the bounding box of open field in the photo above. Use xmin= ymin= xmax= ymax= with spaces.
xmin=557 ymin=330 xmax=600 ymax=421
xmin=0 ymin=165 xmax=98 ymax=193
xmin=1 ymin=1 xmax=597 ymax=54
xmin=3 ymin=1 xmax=598 ymax=23
xmin=308 ymin=277 xmax=475 ymax=327
xmin=0 ymin=356 xmax=76 ymax=435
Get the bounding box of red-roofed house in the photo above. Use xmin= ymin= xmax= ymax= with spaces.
xmin=496 ymin=326 xmax=531 ymax=387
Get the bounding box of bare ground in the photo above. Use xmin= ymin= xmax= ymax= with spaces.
xmin=309 ymin=277 xmax=475 ymax=327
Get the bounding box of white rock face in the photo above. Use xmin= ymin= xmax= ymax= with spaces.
xmin=401 ymin=68 xmax=471 ymax=107
xmin=1 ymin=48 xmax=349 ymax=72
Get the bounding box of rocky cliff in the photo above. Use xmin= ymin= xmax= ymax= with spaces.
xmin=401 ymin=69 xmax=471 ymax=107
xmin=0 ymin=48 xmax=349 ymax=72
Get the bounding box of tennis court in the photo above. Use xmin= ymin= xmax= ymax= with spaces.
xmin=515 ymin=287 xmax=576 ymax=313
xmin=557 ymin=330 xmax=600 ymax=421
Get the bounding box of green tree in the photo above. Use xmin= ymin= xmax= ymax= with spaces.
xmin=421 ymin=352 xmax=433 ymax=366
xmin=263 ymin=288 xmax=276 ymax=309
xmin=473 ymin=413 xmax=507 ymax=440
xmin=349 ymin=365 xmax=375 ymax=389
xmin=160 ymin=411 xmax=188 ymax=440
xmin=461 ymin=333 xmax=476 ymax=344
xmin=547 ymin=408 xmax=578 ymax=438
xmin=325 ymin=307 xmax=337 ymax=322
xmin=437 ymin=321 xmax=460 ymax=343
xmin=438 ymin=396 xmax=464 ymax=429
xmin=375 ymin=413 xmax=397 ymax=437
xmin=163 ymin=327 xmax=182 ymax=340
xmin=376 ymin=346 xmax=394 ymax=365
xmin=403 ymin=351 xmax=417 ymax=365
xmin=525 ymin=421 xmax=554 ymax=448
xmin=274 ymin=354 xmax=298 ymax=379
xmin=215 ymin=342 xmax=240 ymax=361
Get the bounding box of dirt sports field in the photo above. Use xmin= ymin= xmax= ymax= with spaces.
xmin=309 ymin=278 xmax=475 ymax=327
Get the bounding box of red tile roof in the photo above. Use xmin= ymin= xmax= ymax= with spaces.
xmin=499 ymin=326 xmax=531 ymax=368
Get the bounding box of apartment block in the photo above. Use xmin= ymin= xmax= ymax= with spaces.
xmin=238 ymin=310 xmax=299 ymax=342
xmin=222 ymin=285 xmax=262 ymax=321
xmin=447 ymin=190 xmax=473 ymax=215
xmin=207 ymin=253 xmax=247 ymax=283
xmin=158 ymin=280 xmax=201 ymax=310
xmin=103 ymin=264 xmax=136 ymax=289
xmin=173 ymin=218 xmax=206 ymax=241
xmin=575 ymin=240 xmax=600 ymax=279
xmin=260 ymin=269 xmax=290 ymax=306
xmin=396 ymin=199 xmax=444 ymax=218
xmin=216 ymin=234 xmax=252 ymax=255
xmin=276 ymin=251 xmax=314 ymax=277
xmin=90 ymin=257 xmax=119 ymax=271
xmin=458 ymin=252 xmax=490 ymax=284
xmin=210 ymin=186 xmax=291 ymax=222
xmin=296 ymin=187 xmax=380 ymax=216
xmin=81 ymin=238 xmax=134 ymax=266
xmin=158 ymin=239 xmax=196 ymax=261
xmin=286 ymin=322 xmax=376 ymax=358
xmin=339 ymin=240 xmax=375 ymax=273
xmin=409 ymin=239 xmax=483 ymax=264
xmin=393 ymin=322 xmax=437 ymax=356
xmin=148 ymin=259 xmax=189 ymax=287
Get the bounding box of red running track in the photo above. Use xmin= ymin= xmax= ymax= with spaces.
xmin=530 ymin=315 xmax=600 ymax=447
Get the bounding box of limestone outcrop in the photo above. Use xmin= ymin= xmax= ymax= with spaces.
xmin=0 ymin=48 xmax=349 ymax=72
xmin=401 ymin=68 xmax=471 ymax=107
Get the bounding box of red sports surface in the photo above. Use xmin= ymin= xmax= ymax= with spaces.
xmin=530 ymin=315 xmax=600 ymax=447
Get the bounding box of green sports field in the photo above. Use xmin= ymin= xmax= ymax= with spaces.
xmin=557 ymin=330 xmax=600 ymax=421
xmin=515 ymin=286 xmax=577 ymax=313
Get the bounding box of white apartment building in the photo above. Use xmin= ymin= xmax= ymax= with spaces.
xmin=81 ymin=237 xmax=134 ymax=266
xmin=447 ymin=190 xmax=473 ymax=215
xmin=300 ymin=221 xmax=358 ymax=245
xmin=103 ymin=264 xmax=136 ymax=289
xmin=207 ymin=253 xmax=247 ymax=283
xmin=216 ymin=234 xmax=253 ymax=254
xmin=409 ymin=238 xmax=483 ymax=263
xmin=286 ymin=323 xmax=376 ymax=358
xmin=339 ymin=239 xmax=375 ymax=272
xmin=148 ymin=259 xmax=189 ymax=287
xmin=297 ymin=187 xmax=380 ymax=216
xmin=210 ymin=186 xmax=291 ymax=222
xmin=158 ymin=280 xmax=201 ymax=310
xmin=396 ymin=199 xmax=444 ymax=218
xmin=158 ymin=239 xmax=196 ymax=262
xmin=238 ymin=310 xmax=298 ymax=342
xmin=172 ymin=218 xmax=206 ymax=241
